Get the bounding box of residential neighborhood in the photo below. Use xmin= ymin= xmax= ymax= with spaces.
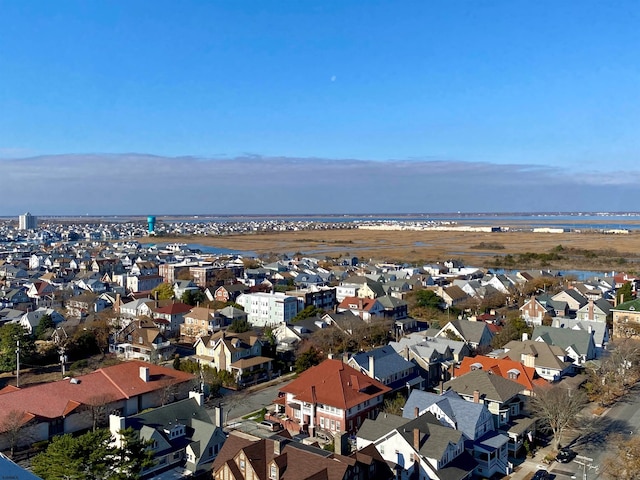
xmin=0 ymin=217 xmax=639 ymax=480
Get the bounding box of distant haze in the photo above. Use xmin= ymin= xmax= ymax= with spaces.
xmin=1 ymin=154 xmax=637 ymax=216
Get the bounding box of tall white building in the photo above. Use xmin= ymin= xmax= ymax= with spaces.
xmin=236 ymin=292 xmax=298 ymax=327
xmin=18 ymin=212 xmax=37 ymax=230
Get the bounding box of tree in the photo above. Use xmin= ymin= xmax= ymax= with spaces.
xmin=291 ymin=305 xmax=324 ymax=323
xmin=114 ymin=427 xmax=156 ymax=479
xmin=383 ymin=393 xmax=406 ymax=416
xmin=414 ymin=289 xmax=442 ymax=309
xmin=151 ymin=282 xmax=174 ymax=300
xmin=86 ymin=393 xmax=118 ymax=431
xmin=491 ymin=313 xmax=531 ymax=349
xmin=181 ymin=288 xmax=206 ymax=306
xmin=617 ymin=282 xmax=634 ymax=305
xmin=2 ymin=409 xmax=30 ymax=457
xmin=34 ymin=313 xmax=55 ymax=340
xmin=32 ymin=429 xmax=117 ymax=480
xmin=602 ymin=434 xmax=640 ymax=480
xmin=228 ymin=318 xmax=250 ymax=333
xmin=295 ymin=346 xmax=323 ymax=373
xmin=530 ymin=384 xmax=588 ymax=450
xmin=0 ymin=323 xmax=35 ymax=373
xmin=173 ymin=354 xmax=181 ymax=371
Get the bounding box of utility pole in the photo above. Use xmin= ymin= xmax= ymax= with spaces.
xmin=15 ymin=340 xmax=20 ymax=387
xmin=59 ymin=344 xmax=67 ymax=377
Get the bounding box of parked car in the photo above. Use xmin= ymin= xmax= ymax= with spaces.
xmin=258 ymin=420 xmax=282 ymax=431
xmin=532 ymin=469 xmax=550 ymax=480
xmin=556 ymin=448 xmax=575 ymax=463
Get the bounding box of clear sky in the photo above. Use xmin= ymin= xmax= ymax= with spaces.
xmin=1 ymin=1 xmax=639 ymax=215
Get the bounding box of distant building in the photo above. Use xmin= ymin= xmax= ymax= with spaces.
xmin=18 ymin=212 xmax=37 ymax=230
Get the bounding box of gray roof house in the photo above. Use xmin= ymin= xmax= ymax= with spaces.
xmin=109 ymin=392 xmax=226 ymax=478
xmin=356 ymin=411 xmax=476 ymax=480
xmin=436 ymin=320 xmax=494 ymax=349
xmin=347 ymin=345 xmax=424 ymax=392
xmin=551 ymin=317 xmax=609 ymax=353
xmin=404 ymin=390 xmax=512 ymax=477
xmin=532 ymin=325 xmax=597 ymax=365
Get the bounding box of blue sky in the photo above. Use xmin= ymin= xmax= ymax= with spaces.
xmin=1 ymin=1 xmax=639 ymax=215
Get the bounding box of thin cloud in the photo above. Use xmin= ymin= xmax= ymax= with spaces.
xmin=1 ymin=154 xmax=639 ymax=215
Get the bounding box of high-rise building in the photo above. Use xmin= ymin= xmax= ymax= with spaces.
xmin=18 ymin=212 xmax=37 ymax=230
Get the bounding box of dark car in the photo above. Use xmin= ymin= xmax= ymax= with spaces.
xmin=532 ymin=469 xmax=550 ymax=480
xmin=556 ymin=448 xmax=575 ymax=463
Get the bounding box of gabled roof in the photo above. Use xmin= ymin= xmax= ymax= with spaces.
xmin=443 ymin=369 xmax=525 ymax=403
xmin=532 ymin=325 xmax=594 ymax=356
xmin=349 ymin=346 xmax=415 ymax=379
xmin=456 ymin=355 xmax=546 ymax=391
xmin=154 ymin=302 xmax=192 ymax=315
xmin=612 ymin=298 xmax=640 ymax=312
xmin=281 ymin=359 xmax=390 ymax=410
xmin=403 ymin=390 xmax=488 ymax=440
xmin=438 ymin=320 xmax=492 ymax=344
xmin=500 ymin=340 xmax=571 ymax=371
xmin=338 ymin=296 xmax=380 ymax=312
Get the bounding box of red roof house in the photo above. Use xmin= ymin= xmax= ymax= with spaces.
xmin=275 ymin=359 xmax=390 ymax=436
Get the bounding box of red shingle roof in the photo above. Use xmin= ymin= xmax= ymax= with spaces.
xmin=280 ymin=359 xmax=390 ymax=410
xmin=0 ymin=360 xmax=194 ymax=431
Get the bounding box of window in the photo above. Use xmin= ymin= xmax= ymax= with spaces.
xmin=330 ymin=419 xmax=335 ymax=430
xmin=336 ymin=421 xmax=341 ymax=431
xmin=239 ymin=458 xmax=246 ymax=470
xmin=320 ymin=418 xmax=325 ymax=428
xmin=270 ymin=464 xmax=277 ymax=479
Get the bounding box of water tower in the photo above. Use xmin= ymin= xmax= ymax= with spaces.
xmin=147 ymin=215 xmax=156 ymax=235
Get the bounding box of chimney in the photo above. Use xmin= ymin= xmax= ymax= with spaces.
xmin=189 ymin=390 xmax=204 ymax=406
xmin=154 ymin=290 xmax=159 ymax=308
xmin=473 ymin=390 xmax=480 ymax=403
xmin=328 ymin=352 xmax=333 ymax=359
xmin=213 ymin=406 xmax=223 ymax=428
xmin=109 ymin=414 xmax=126 ymax=448
xmin=140 ymin=366 xmax=150 ymax=382
xmin=334 ymin=431 xmax=348 ymax=456
xmin=620 ymin=294 xmax=624 ymax=305
xmin=358 ymin=298 xmax=363 ymax=309
xmin=522 ymin=332 xmax=529 ymax=342
xmin=413 ymin=428 xmax=421 ymax=450
xmin=414 ymin=406 xmax=419 ymax=419
xmin=588 ymin=299 xmax=594 ymax=320
xmin=274 ymin=438 xmax=283 ymax=456
xmin=369 ymin=355 xmax=375 ymax=378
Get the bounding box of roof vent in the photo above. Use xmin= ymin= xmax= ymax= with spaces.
xmin=70 ymin=378 xmax=80 ymax=384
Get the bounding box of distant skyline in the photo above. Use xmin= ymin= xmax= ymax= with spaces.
xmin=1 ymin=2 xmax=639 ymax=214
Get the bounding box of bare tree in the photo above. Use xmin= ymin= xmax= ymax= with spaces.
xmin=602 ymin=434 xmax=640 ymax=480
xmin=530 ymin=384 xmax=588 ymax=450
xmin=86 ymin=393 xmax=118 ymax=431
xmin=1 ymin=409 xmax=31 ymax=457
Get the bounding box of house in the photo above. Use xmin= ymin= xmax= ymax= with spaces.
xmin=212 ymin=430 xmax=393 ymax=480
xmin=109 ymin=392 xmax=226 ymax=478
xmin=436 ymin=285 xmax=470 ymax=308
xmin=551 ymin=317 xmax=609 ymax=354
xmin=126 ymin=274 xmax=163 ymax=293
xmin=496 ymin=339 xmax=573 ymax=382
xmin=151 ymin=301 xmax=193 ymax=337
xmin=356 ymin=411 xmax=475 ymax=480
xmin=213 ymin=283 xmax=249 ymax=303
xmin=551 ymin=289 xmax=587 ymax=315
xmin=532 ymin=325 xmax=597 ymax=365
xmin=193 ymin=330 xmax=272 ymax=386
xmin=519 ymin=296 xmax=554 ymax=326
xmin=180 ymin=306 xmax=218 ymax=340
xmin=337 ymin=296 xmax=384 ymax=322
xmin=576 ymin=298 xmax=611 ymax=323
xmin=376 ymin=295 xmax=409 ymax=320
xmin=347 ymin=345 xmax=424 ymax=393
xmin=0 ymin=361 xmax=195 ymax=451
xmin=173 ymin=280 xmax=200 ymax=299
xmin=25 ymin=281 xmax=57 ymax=306
xmin=441 ymin=369 xmax=526 ymax=430
xmin=118 ymin=297 xmax=154 ymax=319
xmin=66 ymin=292 xmax=111 ymax=318
xmin=284 ymin=285 xmax=337 ymax=311
xmin=403 ymin=390 xmax=512 ymax=477
xmin=236 ymin=292 xmax=298 ymax=327
xmin=435 ymin=319 xmax=494 ymax=350
xmin=455 ymin=355 xmax=547 ymax=396
xmin=16 ymin=307 xmax=64 ymax=335
xmin=274 ymin=359 xmax=390 ymax=436
xmin=611 ymin=298 xmax=640 ymax=340
xmin=322 ymin=310 xmax=367 ymax=335
xmin=272 ymin=316 xmax=330 ymax=353
xmin=111 ymin=319 xmax=175 ymax=362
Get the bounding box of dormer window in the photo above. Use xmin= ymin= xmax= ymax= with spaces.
xmin=470 ymin=363 xmax=483 ymax=371
xmin=507 ymin=368 xmax=520 ymax=380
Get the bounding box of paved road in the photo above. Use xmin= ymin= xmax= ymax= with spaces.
xmin=206 ymin=376 xmax=293 ymax=425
